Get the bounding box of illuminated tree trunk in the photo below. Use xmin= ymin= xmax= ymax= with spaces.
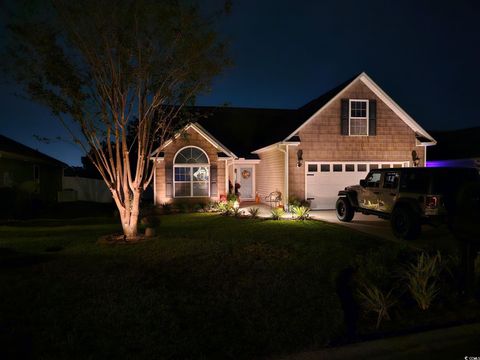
xmin=5 ymin=1 xmax=229 ymax=241
xmin=112 ymin=184 xmax=143 ymax=239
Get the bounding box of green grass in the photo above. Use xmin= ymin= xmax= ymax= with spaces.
xmin=0 ymin=214 xmax=388 ymax=359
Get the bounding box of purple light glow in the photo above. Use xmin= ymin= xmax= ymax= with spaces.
xmin=426 ymin=159 xmax=477 ymax=168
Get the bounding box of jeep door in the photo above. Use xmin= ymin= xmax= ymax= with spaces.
xmin=378 ymin=171 xmax=400 ymax=213
xmin=357 ymin=171 xmax=383 ymax=210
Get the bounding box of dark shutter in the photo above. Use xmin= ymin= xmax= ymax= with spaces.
xmin=340 ymin=99 xmax=349 ymax=135
xmin=368 ymin=99 xmax=377 ymax=136
xmin=166 ymin=166 xmax=173 ymax=198
xmin=210 ymin=165 xmax=217 ymax=197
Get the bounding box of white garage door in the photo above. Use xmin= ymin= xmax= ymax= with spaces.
xmin=305 ymin=162 xmax=409 ymax=210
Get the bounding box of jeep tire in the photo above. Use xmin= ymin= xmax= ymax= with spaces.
xmin=390 ymin=206 xmax=421 ymax=240
xmin=336 ymin=197 xmax=355 ymax=222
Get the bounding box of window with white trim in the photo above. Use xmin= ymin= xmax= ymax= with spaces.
xmin=349 ymin=99 xmax=368 ymax=135
xmin=173 ymin=147 xmax=210 ymax=197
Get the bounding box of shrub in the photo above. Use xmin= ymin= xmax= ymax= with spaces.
xmin=161 ymin=202 xmax=172 ymax=214
xmin=402 ymin=251 xmax=443 ymax=311
xmin=291 ymin=205 xmax=310 ymax=220
xmin=288 ymin=195 xmax=302 ymax=207
xmin=217 ymin=201 xmax=233 ymax=216
xmin=206 ymin=201 xmax=219 ymax=212
xmin=247 ymin=207 xmax=260 ymax=219
xmin=232 ymin=206 xmax=242 ymax=217
xmin=193 ymin=203 xmax=204 ymax=212
xmin=177 ymin=202 xmax=190 ymax=213
xmin=270 ymin=207 xmax=285 ymax=220
xmin=171 ymin=198 xmax=209 ymax=213
xmin=227 ymin=193 xmax=238 ymax=203
xmin=355 ymin=245 xmax=414 ymax=291
xmin=357 ymin=280 xmax=396 ymax=329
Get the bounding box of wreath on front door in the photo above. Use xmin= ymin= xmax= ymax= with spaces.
xmin=241 ymin=169 xmax=251 ymax=179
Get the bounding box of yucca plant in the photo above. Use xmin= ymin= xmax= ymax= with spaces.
xmin=402 ymin=251 xmax=443 ymax=311
xmin=357 ymin=281 xmax=396 ymax=329
xmin=217 ymin=202 xmax=232 ymax=216
xmin=248 ymin=207 xmax=260 ymax=219
xmin=232 ymin=206 xmax=242 ymax=217
xmin=270 ymin=207 xmax=285 ymax=220
xmin=291 ymin=205 xmax=310 ymax=220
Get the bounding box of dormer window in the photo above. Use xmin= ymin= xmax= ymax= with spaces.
xmin=341 ymin=98 xmax=376 ymax=136
xmin=349 ymin=99 xmax=368 ymax=135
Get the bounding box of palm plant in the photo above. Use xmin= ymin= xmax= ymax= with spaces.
xmin=248 ymin=207 xmax=260 ymax=219
xmin=232 ymin=206 xmax=242 ymax=217
xmin=270 ymin=207 xmax=285 ymax=220
xmin=217 ymin=202 xmax=232 ymax=216
xmin=357 ymin=281 xmax=396 ymax=329
xmin=291 ymin=205 xmax=310 ymax=220
xmin=402 ymin=251 xmax=443 ymax=311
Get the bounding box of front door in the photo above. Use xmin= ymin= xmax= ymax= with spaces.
xmin=236 ymin=167 xmax=254 ymax=200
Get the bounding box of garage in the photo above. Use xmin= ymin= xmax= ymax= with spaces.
xmin=305 ymin=161 xmax=409 ymax=209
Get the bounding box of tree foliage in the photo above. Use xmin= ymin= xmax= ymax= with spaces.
xmin=4 ymin=0 xmax=230 ymax=237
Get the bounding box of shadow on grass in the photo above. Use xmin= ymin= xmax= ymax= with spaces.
xmin=0 ymin=247 xmax=52 ymax=268
xmin=0 ymin=243 xmax=345 ymax=359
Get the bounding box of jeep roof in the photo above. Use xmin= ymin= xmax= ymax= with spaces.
xmin=367 ymin=167 xmax=480 ymax=194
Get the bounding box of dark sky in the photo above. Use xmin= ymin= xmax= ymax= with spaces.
xmin=1 ymin=0 xmax=479 ymax=166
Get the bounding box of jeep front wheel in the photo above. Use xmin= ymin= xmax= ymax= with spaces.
xmin=336 ymin=197 xmax=354 ymax=222
xmin=390 ymin=206 xmax=421 ymax=240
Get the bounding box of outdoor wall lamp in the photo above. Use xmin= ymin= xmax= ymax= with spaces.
xmin=412 ymin=150 xmax=420 ymax=167
xmin=297 ymin=149 xmax=303 ymax=167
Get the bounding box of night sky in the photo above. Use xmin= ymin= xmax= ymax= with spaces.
xmin=1 ymin=0 xmax=479 ymax=166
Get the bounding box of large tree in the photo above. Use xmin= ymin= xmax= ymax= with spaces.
xmin=4 ymin=0 xmax=230 ymax=237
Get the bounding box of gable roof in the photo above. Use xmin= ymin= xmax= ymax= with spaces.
xmin=190 ymin=76 xmax=359 ymax=158
xmin=0 ymin=134 xmax=67 ymax=167
xmin=157 ymin=72 xmax=436 ymax=159
xmin=194 ymin=107 xmax=295 ymax=158
xmin=284 ymin=72 xmax=436 ymax=144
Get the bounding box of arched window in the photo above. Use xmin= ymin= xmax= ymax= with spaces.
xmin=173 ymin=146 xmax=210 ymax=197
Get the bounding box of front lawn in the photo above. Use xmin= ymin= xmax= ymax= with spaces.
xmin=0 ymin=214 xmax=390 ymax=359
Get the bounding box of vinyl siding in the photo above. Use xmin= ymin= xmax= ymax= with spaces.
xmin=256 ymin=147 xmax=285 ymax=205
xmin=288 ymin=79 xmax=425 ymax=201
xmin=154 ymin=126 xmax=226 ymax=205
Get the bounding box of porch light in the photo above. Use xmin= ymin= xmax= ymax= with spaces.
xmin=411 ymin=150 xmax=420 ymax=167
xmin=297 ymin=149 xmax=303 ymax=167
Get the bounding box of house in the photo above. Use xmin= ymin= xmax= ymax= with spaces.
xmin=152 ymin=72 xmax=436 ymax=209
xmin=426 ymin=127 xmax=480 ymax=171
xmin=61 ymin=166 xmax=112 ymax=203
xmin=0 ymin=134 xmax=66 ymax=205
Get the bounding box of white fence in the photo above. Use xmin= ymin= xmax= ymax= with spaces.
xmin=60 ymin=176 xmax=112 ymax=203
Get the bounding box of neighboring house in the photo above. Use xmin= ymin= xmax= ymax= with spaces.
xmin=152 ymin=72 xmax=436 ymax=209
xmin=427 ymin=127 xmax=480 ymax=171
xmin=0 ymin=134 xmax=66 ymax=203
xmin=61 ymin=167 xmax=112 ymax=203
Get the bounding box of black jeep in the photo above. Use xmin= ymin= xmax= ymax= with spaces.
xmin=335 ymin=167 xmax=480 ymax=240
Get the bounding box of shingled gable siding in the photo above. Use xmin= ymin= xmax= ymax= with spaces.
xmin=288 ymin=79 xmax=425 ymax=201
xmin=154 ymin=126 xmax=226 ymax=205
xmin=256 ymin=147 xmax=285 ymax=205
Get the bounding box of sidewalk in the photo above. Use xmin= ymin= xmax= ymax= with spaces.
xmin=275 ymin=322 xmax=480 ymax=360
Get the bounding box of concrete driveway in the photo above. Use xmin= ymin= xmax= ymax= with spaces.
xmin=310 ymin=210 xmax=397 ymax=241
xmin=310 ymin=210 xmax=454 ymax=243
xmin=238 ymin=203 xmax=453 ymax=243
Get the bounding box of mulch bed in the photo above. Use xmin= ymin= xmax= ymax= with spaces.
xmin=97 ymin=233 xmax=157 ymax=245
